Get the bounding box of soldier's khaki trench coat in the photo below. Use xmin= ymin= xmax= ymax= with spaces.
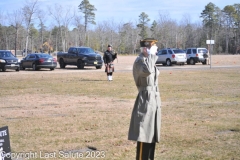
xmin=128 ymin=53 xmax=161 ymax=143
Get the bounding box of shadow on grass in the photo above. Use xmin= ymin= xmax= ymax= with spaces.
xmin=79 ymin=79 xmax=105 ymax=81
xmin=62 ymin=146 xmax=97 ymax=153
xmin=56 ymin=67 xmax=101 ymax=70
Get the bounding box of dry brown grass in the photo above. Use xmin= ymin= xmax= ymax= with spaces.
xmin=0 ymin=55 xmax=240 ymax=160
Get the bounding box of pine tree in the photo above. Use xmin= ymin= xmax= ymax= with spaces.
xmin=78 ymin=0 xmax=97 ymax=33
xmin=137 ymin=12 xmax=150 ymax=39
xmin=200 ymin=2 xmax=220 ymax=37
xmin=150 ymin=20 xmax=157 ymax=37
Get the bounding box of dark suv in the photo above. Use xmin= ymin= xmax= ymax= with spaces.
xmin=57 ymin=47 xmax=103 ymax=69
xmin=0 ymin=50 xmax=20 ymax=72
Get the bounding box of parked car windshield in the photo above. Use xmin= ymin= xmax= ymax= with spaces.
xmin=77 ymin=48 xmax=94 ymax=54
xmin=172 ymin=49 xmax=185 ymax=54
xmin=198 ymin=49 xmax=208 ymax=53
xmin=0 ymin=51 xmax=15 ymax=58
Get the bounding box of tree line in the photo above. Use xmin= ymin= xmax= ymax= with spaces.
xmin=0 ymin=0 xmax=240 ymax=55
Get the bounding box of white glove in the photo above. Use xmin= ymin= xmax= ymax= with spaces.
xmin=147 ymin=48 xmax=150 ymax=55
xmin=149 ymin=45 xmax=158 ymax=55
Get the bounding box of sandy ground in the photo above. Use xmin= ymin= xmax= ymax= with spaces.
xmin=112 ymin=54 xmax=240 ymax=73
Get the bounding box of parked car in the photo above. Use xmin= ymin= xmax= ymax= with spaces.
xmin=57 ymin=47 xmax=103 ymax=69
xmin=156 ymin=48 xmax=187 ymax=66
xmin=0 ymin=50 xmax=20 ymax=72
xmin=20 ymin=53 xmax=57 ymax=71
xmin=186 ymin=48 xmax=208 ymax=65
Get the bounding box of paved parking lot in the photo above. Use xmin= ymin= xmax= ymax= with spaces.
xmin=1 ymin=55 xmax=240 ymax=75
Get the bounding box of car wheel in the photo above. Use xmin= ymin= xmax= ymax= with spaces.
xmin=77 ymin=60 xmax=84 ymax=69
xmin=166 ymin=59 xmax=172 ymax=66
xmin=16 ymin=67 xmax=20 ymax=71
xmin=60 ymin=59 xmax=66 ymax=68
xmin=190 ymin=58 xmax=195 ymax=65
xmin=2 ymin=66 xmax=6 ymax=72
xmin=50 ymin=68 xmax=54 ymax=71
xmin=96 ymin=66 xmax=102 ymax=69
xmin=32 ymin=63 xmax=36 ymax=71
xmin=1 ymin=66 xmax=6 ymax=72
xmin=20 ymin=64 xmax=25 ymax=70
xmin=187 ymin=60 xmax=190 ymax=65
xmin=202 ymin=59 xmax=207 ymax=65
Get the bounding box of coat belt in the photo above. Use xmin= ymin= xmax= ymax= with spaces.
xmin=138 ymin=86 xmax=159 ymax=92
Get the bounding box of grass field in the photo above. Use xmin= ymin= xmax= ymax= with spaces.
xmin=0 ymin=65 xmax=240 ymax=159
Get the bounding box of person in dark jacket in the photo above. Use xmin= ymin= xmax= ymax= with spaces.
xmin=128 ymin=38 xmax=161 ymax=160
xmin=103 ymin=44 xmax=117 ymax=81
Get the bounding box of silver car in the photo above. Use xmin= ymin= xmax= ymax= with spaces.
xmin=156 ymin=48 xmax=187 ymax=66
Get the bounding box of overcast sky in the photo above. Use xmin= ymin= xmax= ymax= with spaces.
xmin=0 ymin=0 xmax=239 ymax=28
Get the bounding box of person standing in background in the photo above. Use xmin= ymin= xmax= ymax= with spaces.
xmin=103 ymin=44 xmax=117 ymax=81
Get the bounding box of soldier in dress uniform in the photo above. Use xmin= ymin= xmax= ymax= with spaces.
xmin=128 ymin=38 xmax=161 ymax=160
xmin=103 ymin=44 xmax=117 ymax=81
